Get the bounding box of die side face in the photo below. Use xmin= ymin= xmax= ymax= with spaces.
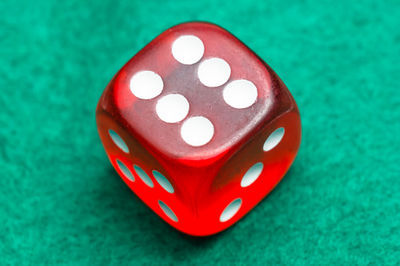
xmin=96 ymin=22 xmax=301 ymax=236
xmin=110 ymin=22 xmax=293 ymax=163
xmin=96 ymin=112 xmax=198 ymax=228
xmin=199 ymin=111 xmax=301 ymax=234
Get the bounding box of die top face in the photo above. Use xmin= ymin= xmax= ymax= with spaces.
xmin=109 ymin=22 xmax=293 ymax=162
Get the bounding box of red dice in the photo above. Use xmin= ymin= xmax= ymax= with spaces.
xmin=96 ymin=22 xmax=301 ymax=236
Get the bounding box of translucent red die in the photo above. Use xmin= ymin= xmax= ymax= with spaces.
xmin=96 ymin=22 xmax=301 ymax=236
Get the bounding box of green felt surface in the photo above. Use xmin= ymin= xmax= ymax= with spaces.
xmin=1 ymin=0 xmax=400 ymax=265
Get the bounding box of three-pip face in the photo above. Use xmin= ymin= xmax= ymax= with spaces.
xmin=96 ymin=22 xmax=301 ymax=236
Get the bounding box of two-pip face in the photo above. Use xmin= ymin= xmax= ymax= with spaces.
xmin=96 ymin=22 xmax=301 ymax=236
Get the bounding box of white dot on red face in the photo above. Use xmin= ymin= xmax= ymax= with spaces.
xmin=223 ymin=79 xmax=258 ymax=109
xmin=153 ymin=170 xmax=174 ymax=193
xmin=220 ymin=198 xmax=242 ymax=222
xmin=172 ymin=35 xmax=204 ymax=65
xmin=240 ymin=162 xmax=263 ymax=187
xmin=198 ymin=58 xmax=231 ymax=87
xmin=180 ymin=116 xmax=214 ymax=147
xmin=108 ymin=130 xmax=129 ymax=153
xmin=116 ymin=160 xmax=134 ymax=182
xmin=129 ymin=70 xmax=163 ymax=99
xmin=158 ymin=200 xmax=178 ymax=222
xmin=156 ymin=94 xmax=189 ymax=123
xmin=133 ymin=164 xmax=154 ymax=188
xmin=263 ymin=127 xmax=285 ymax=152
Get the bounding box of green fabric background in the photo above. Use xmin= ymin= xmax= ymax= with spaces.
xmin=1 ymin=0 xmax=399 ymax=265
